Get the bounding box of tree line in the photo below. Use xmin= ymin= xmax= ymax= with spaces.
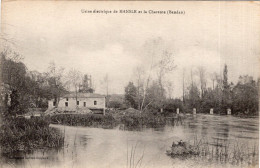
xmin=122 ymin=60 xmax=259 ymax=116
xmin=0 ymin=49 xmax=94 ymax=116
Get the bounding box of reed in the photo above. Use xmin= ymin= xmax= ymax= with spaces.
xmin=167 ymin=137 xmax=259 ymax=166
xmin=0 ymin=117 xmax=64 ymax=154
xmin=120 ymin=113 xmax=166 ymax=130
xmin=50 ymin=114 xmax=117 ymax=129
xmin=126 ymin=142 xmax=145 ymax=168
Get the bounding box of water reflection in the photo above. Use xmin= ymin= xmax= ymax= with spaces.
xmin=0 ymin=114 xmax=258 ymax=168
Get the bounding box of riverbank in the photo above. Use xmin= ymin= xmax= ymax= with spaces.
xmin=0 ymin=117 xmax=64 ymax=155
xmin=49 ymin=109 xmax=183 ymax=130
xmin=50 ymin=113 xmax=117 ymax=129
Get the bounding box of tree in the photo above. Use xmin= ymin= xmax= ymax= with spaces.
xmin=65 ymin=68 xmax=82 ymax=103
xmin=133 ymin=66 xmax=145 ymax=110
xmin=198 ymin=66 xmax=207 ymax=98
xmin=124 ymin=82 xmax=137 ymax=108
xmin=47 ymin=62 xmax=67 ymax=107
xmin=222 ymin=64 xmax=232 ymax=112
xmin=155 ymin=51 xmax=176 ymax=99
xmin=187 ymin=83 xmax=200 ymax=110
xmin=1 ymin=50 xmax=30 ymax=115
xmin=145 ymin=81 xmax=166 ymax=112
xmin=232 ymin=76 xmax=258 ymax=115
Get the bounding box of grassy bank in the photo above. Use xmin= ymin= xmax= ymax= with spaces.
xmin=0 ymin=117 xmax=64 ymax=154
xmin=49 ymin=110 xmax=170 ymax=130
xmin=50 ymin=114 xmax=118 ymax=129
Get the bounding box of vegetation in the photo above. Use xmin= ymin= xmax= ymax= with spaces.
xmin=122 ymin=62 xmax=259 ymax=116
xmin=167 ymin=139 xmax=259 ymax=166
xmin=50 ymin=114 xmax=118 ymax=129
xmin=0 ymin=117 xmax=64 ymax=154
xmin=120 ymin=113 xmax=166 ymax=130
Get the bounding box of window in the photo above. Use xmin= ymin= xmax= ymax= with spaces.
xmin=94 ymin=101 xmax=97 ymax=105
xmin=65 ymin=102 xmax=68 ymax=107
xmin=77 ymin=101 xmax=79 ymax=105
xmin=84 ymin=102 xmax=86 ymax=107
xmin=66 ymin=98 xmax=68 ymax=101
xmin=53 ymin=101 xmax=56 ymax=106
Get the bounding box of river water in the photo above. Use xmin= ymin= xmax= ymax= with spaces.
xmin=1 ymin=114 xmax=259 ymax=168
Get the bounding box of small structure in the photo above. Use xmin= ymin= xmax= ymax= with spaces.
xmin=193 ymin=108 xmax=196 ymax=114
xmin=227 ymin=108 xmax=231 ymax=115
xmin=176 ymin=108 xmax=179 ymax=114
xmin=48 ymin=93 xmax=106 ymax=115
xmin=210 ymin=108 xmax=214 ymax=115
xmin=160 ymin=108 xmax=163 ymax=113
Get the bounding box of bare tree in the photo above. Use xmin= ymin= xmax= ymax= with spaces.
xmin=133 ymin=66 xmax=145 ymax=110
xmin=65 ymin=68 xmax=82 ymax=104
xmin=155 ymin=51 xmax=176 ymax=98
xmin=210 ymin=72 xmax=217 ymax=90
xmin=166 ymin=81 xmax=174 ymax=98
xmin=198 ymin=66 xmax=207 ymax=98
xmin=47 ymin=62 xmax=65 ymax=107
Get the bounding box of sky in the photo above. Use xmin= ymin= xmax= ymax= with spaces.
xmin=1 ymin=1 xmax=260 ymax=98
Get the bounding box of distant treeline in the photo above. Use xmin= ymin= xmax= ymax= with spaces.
xmin=110 ymin=65 xmax=259 ymax=116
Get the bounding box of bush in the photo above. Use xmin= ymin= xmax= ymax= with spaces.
xmin=0 ymin=117 xmax=64 ymax=154
xmin=120 ymin=112 xmax=166 ymax=129
xmin=50 ymin=114 xmax=117 ymax=128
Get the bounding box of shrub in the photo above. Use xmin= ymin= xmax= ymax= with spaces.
xmin=50 ymin=114 xmax=117 ymax=129
xmin=0 ymin=117 xmax=64 ymax=154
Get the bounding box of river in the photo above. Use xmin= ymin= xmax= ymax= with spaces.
xmin=0 ymin=114 xmax=259 ymax=168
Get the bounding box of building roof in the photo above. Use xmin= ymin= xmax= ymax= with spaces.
xmin=62 ymin=92 xmax=105 ymax=98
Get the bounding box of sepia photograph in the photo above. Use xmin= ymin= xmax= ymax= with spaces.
xmin=0 ymin=1 xmax=259 ymax=168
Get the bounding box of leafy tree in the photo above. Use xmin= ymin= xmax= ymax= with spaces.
xmin=145 ymin=81 xmax=166 ymax=112
xmin=1 ymin=51 xmax=29 ymax=115
xmin=45 ymin=63 xmax=67 ymax=107
xmin=124 ymin=82 xmax=137 ymax=108
xmin=187 ymin=84 xmax=200 ymax=111
xmin=222 ymin=64 xmax=232 ymax=112
xmin=232 ymin=76 xmax=258 ymax=115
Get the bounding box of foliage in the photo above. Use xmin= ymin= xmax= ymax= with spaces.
xmin=124 ymin=82 xmax=138 ymax=109
xmin=232 ymin=76 xmax=259 ymax=115
xmin=120 ymin=112 xmax=166 ymax=129
xmin=50 ymin=114 xmax=117 ymax=129
xmin=0 ymin=117 xmax=64 ymax=154
xmin=167 ymin=138 xmax=259 ymax=167
xmin=163 ymin=98 xmax=183 ymax=115
xmin=0 ymin=50 xmax=68 ymax=116
xmin=144 ymin=81 xmax=166 ymax=111
xmin=108 ymin=100 xmax=125 ymax=109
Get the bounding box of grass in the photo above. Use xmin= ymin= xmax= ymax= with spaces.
xmin=0 ymin=117 xmax=64 ymax=155
xmin=50 ymin=111 xmax=169 ymax=130
xmin=50 ymin=114 xmax=118 ymax=129
xmin=126 ymin=142 xmax=145 ymax=168
xmin=167 ymin=137 xmax=259 ymax=167
xmin=120 ymin=113 xmax=166 ymax=130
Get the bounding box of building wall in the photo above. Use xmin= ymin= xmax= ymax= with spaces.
xmin=48 ymin=100 xmax=55 ymax=108
xmin=48 ymin=97 xmax=105 ymax=110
